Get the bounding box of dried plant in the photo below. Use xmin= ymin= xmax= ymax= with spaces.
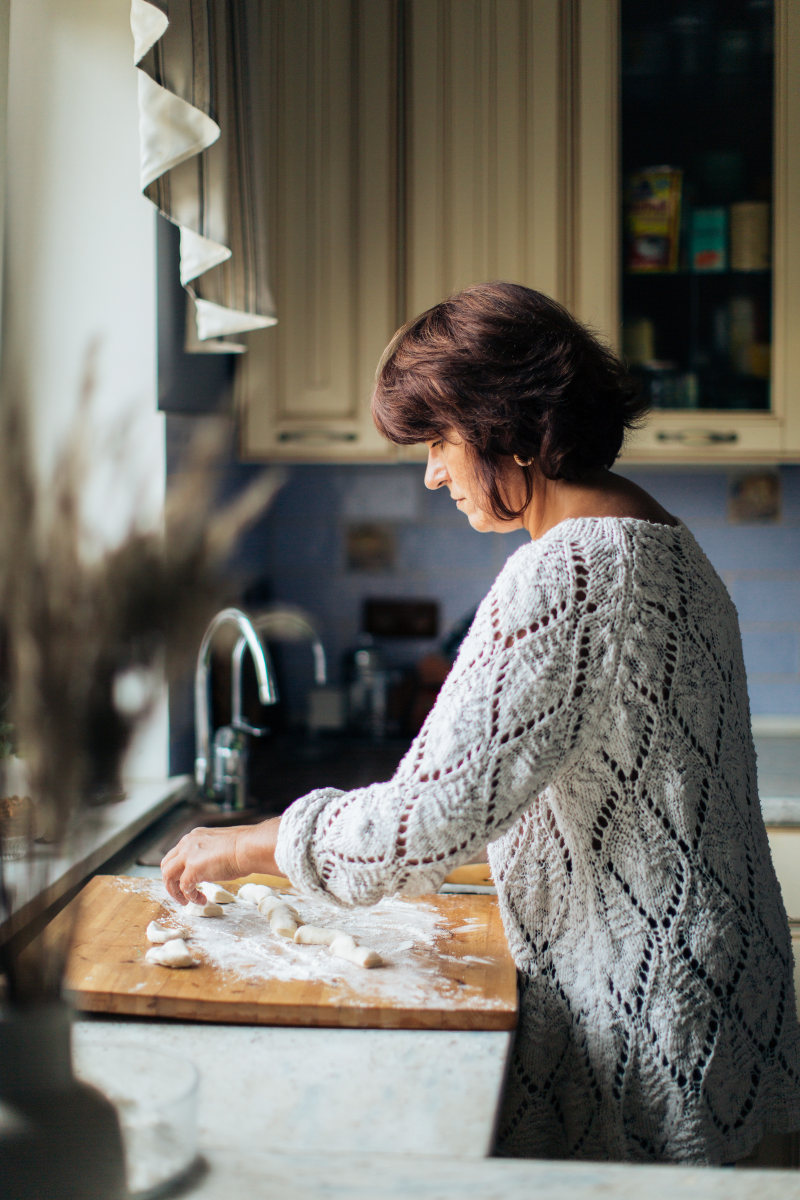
xmin=0 ymin=358 xmax=282 ymax=1004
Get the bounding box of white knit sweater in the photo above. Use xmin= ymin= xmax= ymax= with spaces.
xmin=276 ymin=517 xmax=800 ymax=1163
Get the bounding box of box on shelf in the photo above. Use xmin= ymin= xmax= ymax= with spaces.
xmin=625 ymin=166 xmax=683 ymax=272
xmin=689 ymin=206 xmax=727 ymax=271
xmin=730 ymin=201 xmax=770 ymax=271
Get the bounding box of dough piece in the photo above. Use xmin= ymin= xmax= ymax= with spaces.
xmin=294 ymin=924 xmax=337 ymax=947
xmin=294 ymin=924 xmax=383 ymax=968
xmin=145 ymin=938 xmax=196 ymax=968
xmin=236 ymin=883 xmax=277 ymax=906
xmin=185 ymin=900 xmax=224 ymax=918
xmin=255 ymin=894 xmax=282 ymax=917
xmin=255 ymin=894 xmax=297 ymax=918
xmin=146 ymin=920 xmax=186 ymax=944
xmin=329 ymin=933 xmax=383 ymax=969
xmin=197 ymin=881 xmax=236 ymax=904
xmin=267 ymin=902 xmax=300 ymax=939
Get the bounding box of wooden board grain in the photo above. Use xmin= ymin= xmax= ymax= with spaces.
xmin=62 ymin=876 xmax=517 ymax=1031
xmin=444 ymin=863 xmax=493 ymax=888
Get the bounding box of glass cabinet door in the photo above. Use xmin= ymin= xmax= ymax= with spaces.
xmin=620 ymin=0 xmax=774 ymax=416
xmin=575 ymin=0 xmax=799 ymax=460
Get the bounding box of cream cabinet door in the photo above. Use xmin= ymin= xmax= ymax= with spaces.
xmin=238 ymin=0 xmax=397 ymax=461
xmin=766 ymin=827 xmax=800 ymax=1018
xmin=576 ymin=0 xmax=800 ymax=464
xmin=405 ymin=0 xmax=568 ymax=321
xmin=766 ymin=828 xmax=800 ymax=924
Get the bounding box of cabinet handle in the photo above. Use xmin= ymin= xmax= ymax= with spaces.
xmin=654 ymin=429 xmax=739 ymax=445
xmin=277 ymin=430 xmax=359 ymax=444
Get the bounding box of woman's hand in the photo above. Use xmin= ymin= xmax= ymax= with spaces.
xmin=161 ymin=816 xmax=283 ymax=904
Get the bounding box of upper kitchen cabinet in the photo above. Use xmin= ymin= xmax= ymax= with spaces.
xmin=238 ymin=0 xmax=569 ymax=463
xmin=577 ymin=0 xmax=800 ymax=462
xmin=404 ymin=0 xmax=567 ymax=318
xmin=238 ymin=0 xmax=398 ymax=461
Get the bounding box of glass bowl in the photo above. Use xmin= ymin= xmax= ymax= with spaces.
xmin=73 ymin=1042 xmax=199 ymax=1199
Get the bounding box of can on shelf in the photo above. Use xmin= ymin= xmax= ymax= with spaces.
xmin=730 ymin=201 xmax=770 ymax=271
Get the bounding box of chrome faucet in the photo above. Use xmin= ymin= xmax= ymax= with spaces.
xmin=233 ymin=605 xmax=327 ymax=691
xmin=194 ymin=607 xmax=278 ymax=809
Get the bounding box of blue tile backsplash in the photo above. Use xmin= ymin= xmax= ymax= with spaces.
xmin=215 ymin=454 xmax=800 ymax=719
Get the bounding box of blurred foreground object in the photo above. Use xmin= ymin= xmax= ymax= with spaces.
xmin=0 ymin=360 xmax=281 ymax=1197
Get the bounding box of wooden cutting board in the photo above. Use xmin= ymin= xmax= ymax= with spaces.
xmin=61 ymin=875 xmax=517 ymax=1031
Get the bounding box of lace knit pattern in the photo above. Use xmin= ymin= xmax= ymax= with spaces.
xmin=276 ymin=517 xmax=800 ymax=1163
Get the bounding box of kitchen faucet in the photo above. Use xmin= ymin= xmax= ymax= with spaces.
xmin=229 ymin=605 xmax=329 ymax=746
xmin=232 ymin=605 xmax=327 ymax=695
xmin=194 ymin=607 xmax=278 ymax=809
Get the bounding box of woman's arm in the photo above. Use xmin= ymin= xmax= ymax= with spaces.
xmin=275 ymin=542 xmax=622 ymax=906
xmin=161 ymin=815 xmax=284 ymax=904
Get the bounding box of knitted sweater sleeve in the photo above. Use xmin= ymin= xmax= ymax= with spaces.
xmin=275 ymin=537 xmax=622 ymax=904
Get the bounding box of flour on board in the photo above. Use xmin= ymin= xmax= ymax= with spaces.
xmin=118 ymin=876 xmax=507 ymax=1009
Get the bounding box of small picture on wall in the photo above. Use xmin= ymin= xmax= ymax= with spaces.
xmin=728 ymin=472 xmax=781 ymax=524
xmin=345 ymin=522 xmax=396 ymax=572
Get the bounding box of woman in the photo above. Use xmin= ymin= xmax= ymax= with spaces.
xmin=163 ymin=282 xmax=800 ymax=1164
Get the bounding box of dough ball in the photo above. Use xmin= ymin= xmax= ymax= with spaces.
xmin=268 ymin=903 xmax=300 ymax=938
xmin=185 ymin=901 xmax=224 ymax=918
xmin=146 ymin=920 xmax=186 ymax=944
xmin=145 ymin=938 xmax=196 ymax=968
xmin=197 ymin=881 xmax=236 ymax=904
xmin=236 ymin=883 xmax=277 ymax=906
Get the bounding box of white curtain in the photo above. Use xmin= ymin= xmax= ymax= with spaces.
xmin=131 ymin=0 xmax=276 ymax=352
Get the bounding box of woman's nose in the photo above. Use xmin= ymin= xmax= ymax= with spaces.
xmin=424 ymin=452 xmax=448 ymax=490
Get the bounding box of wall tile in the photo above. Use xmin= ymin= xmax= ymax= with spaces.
xmin=624 ymin=469 xmax=730 ymax=524
xmin=730 ymin=576 xmax=800 ymax=623
xmin=741 ymin=630 xmax=800 ymax=677
xmin=394 ymin=523 xmax=500 ymax=576
xmin=188 ymin=459 xmax=800 ymax=734
xmin=690 ymin=525 xmax=800 ymax=572
xmin=780 ymin=466 xmax=800 ymax=522
xmin=747 ymin=681 xmax=800 ymax=716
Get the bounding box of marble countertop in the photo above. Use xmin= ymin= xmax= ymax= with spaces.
xmin=73 ymin=1017 xmax=511 ymax=1162
xmin=165 ymin=1150 xmax=799 ymax=1199
xmin=73 ymin=1019 xmax=798 ymax=1198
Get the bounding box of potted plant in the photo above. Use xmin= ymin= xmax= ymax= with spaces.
xmin=0 ymin=369 xmax=280 ymax=1198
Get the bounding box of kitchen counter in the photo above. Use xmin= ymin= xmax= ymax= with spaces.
xmin=71 ymin=820 xmax=516 ymax=1165
xmin=31 ymin=727 xmax=797 ymax=1194
xmin=9 ymin=726 xmax=799 ymax=1194
xmin=73 ymin=1016 xmax=511 ymax=1161
xmin=69 ymin=1016 xmax=800 ymax=1197
xmin=72 ymin=1019 xmax=798 ymax=1195
xmin=128 ymin=1150 xmax=800 ymax=1199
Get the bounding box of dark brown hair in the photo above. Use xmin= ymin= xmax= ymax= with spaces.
xmin=371 ymin=281 xmax=648 ymax=521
